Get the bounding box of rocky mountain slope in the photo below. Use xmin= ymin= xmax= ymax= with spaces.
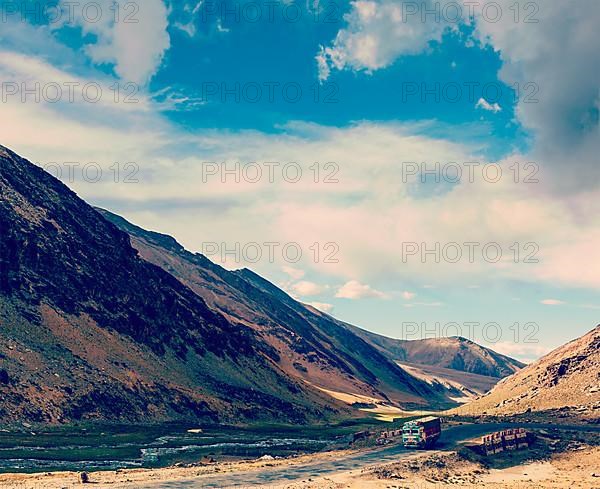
xmin=0 ymin=145 xmax=350 ymax=424
xmin=98 ymin=209 xmax=445 ymax=410
xmin=453 ymin=325 xmax=600 ymax=417
xmin=0 ymin=144 xmax=446 ymax=425
xmin=346 ymin=327 xmax=525 ymax=378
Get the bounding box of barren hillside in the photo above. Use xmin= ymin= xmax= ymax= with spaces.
xmin=453 ymin=325 xmax=600 ymax=417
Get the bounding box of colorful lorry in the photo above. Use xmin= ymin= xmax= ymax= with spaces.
xmin=481 ymin=428 xmax=531 ymax=455
xmin=402 ymin=416 xmax=442 ymax=449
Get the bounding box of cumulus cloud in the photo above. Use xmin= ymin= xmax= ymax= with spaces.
xmin=289 ymin=281 xmax=328 ymax=297
xmin=317 ymin=0 xmax=462 ymax=80
xmin=336 ymin=280 xmax=389 ymax=299
xmin=55 ymin=0 xmax=170 ymax=85
xmin=402 ymin=291 xmax=416 ymax=300
xmin=470 ymin=0 xmax=600 ymax=192
xmin=320 ymin=0 xmax=600 ymax=190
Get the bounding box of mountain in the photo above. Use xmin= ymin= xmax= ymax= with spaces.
xmin=346 ymin=327 xmax=525 ymax=378
xmin=453 ymin=325 xmax=600 ymax=417
xmin=0 ymin=144 xmax=444 ymax=425
xmin=396 ymin=362 xmax=502 ymax=401
xmin=0 ymin=145 xmax=347 ymax=424
xmin=97 ymin=209 xmax=445 ymax=411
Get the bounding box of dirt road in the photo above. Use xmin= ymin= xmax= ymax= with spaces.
xmin=150 ymin=422 xmax=600 ymax=488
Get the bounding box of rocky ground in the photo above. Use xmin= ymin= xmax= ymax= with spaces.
xmin=359 ymin=445 xmax=600 ymax=489
xmin=453 ymin=326 xmax=600 ymax=419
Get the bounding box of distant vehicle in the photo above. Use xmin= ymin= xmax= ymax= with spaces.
xmin=402 ymin=416 xmax=442 ymax=449
xmin=481 ymin=428 xmax=531 ymax=455
xmin=351 ymin=430 xmax=371 ymax=443
xmin=376 ymin=428 xmax=403 ymax=445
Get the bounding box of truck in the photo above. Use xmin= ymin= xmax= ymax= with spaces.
xmin=481 ymin=428 xmax=531 ymax=455
xmin=402 ymin=416 xmax=442 ymax=449
xmin=376 ymin=428 xmax=403 ymax=445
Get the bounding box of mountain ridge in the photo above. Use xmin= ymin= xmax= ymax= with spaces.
xmin=98 ymin=208 xmax=524 ymax=406
xmin=345 ymin=325 xmax=526 ymax=378
xmin=0 ymin=145 xmax=346 ymax=424
xmin=97 ymin=208 xmax=443 ymax=409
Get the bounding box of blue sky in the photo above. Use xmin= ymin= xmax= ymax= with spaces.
xmin=1 ymin=0 xmax=599 ymax=362
xmin=157 ymin=2 xmax=528 ymax=160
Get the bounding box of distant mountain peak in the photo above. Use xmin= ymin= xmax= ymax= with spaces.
xmin=344 ymin=326 xmax=525 ymax=379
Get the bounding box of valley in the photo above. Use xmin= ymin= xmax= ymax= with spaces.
xmin=1 ymin=145 xmax=598 ymax=488
xmin=1 ymin=2 xmax=598 ymax=486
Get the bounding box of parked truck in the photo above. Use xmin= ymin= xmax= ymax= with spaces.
xmin=402 ymin=416 xmax=442 ymax=449
xmin=481 ymin=428 xmax=531 ymax=455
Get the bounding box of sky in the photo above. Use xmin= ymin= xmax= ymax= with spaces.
xmin=0 ymin=0 xmax=599 ymax=362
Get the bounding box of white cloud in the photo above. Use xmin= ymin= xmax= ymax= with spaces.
xmin=173 ymin=21 xmax=196 ymax=38
xmin=475 ymin=98 xmax=501 ymax=113
xmin=55 ymin=0 xmax=170 ymax=85
xmin=216 ymin=19 xmax=230 ymax=33
xmin=1 ymin=28 xmax=599 ymax=293
xmin=336 ymin=280 xmax=389 ymax=299
xmin=401 ymin=291 xmax=416 ymax=300
xmin=315 ymin=49 xmax=331 ymax=82
xmin=318 ymin=0 xmax=463 ymax=80
xmin=469 ymin=0 xmax=600 ymax=193
xmin=318 ymin=0 xmax=600 ymax=193
xmin=289 ymin=281 xmax=327 ymax=297
xmin=540 ymin=299 xmax=565 ymax=306
xmin=175 ymin=0 xmax=204 ymax=37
